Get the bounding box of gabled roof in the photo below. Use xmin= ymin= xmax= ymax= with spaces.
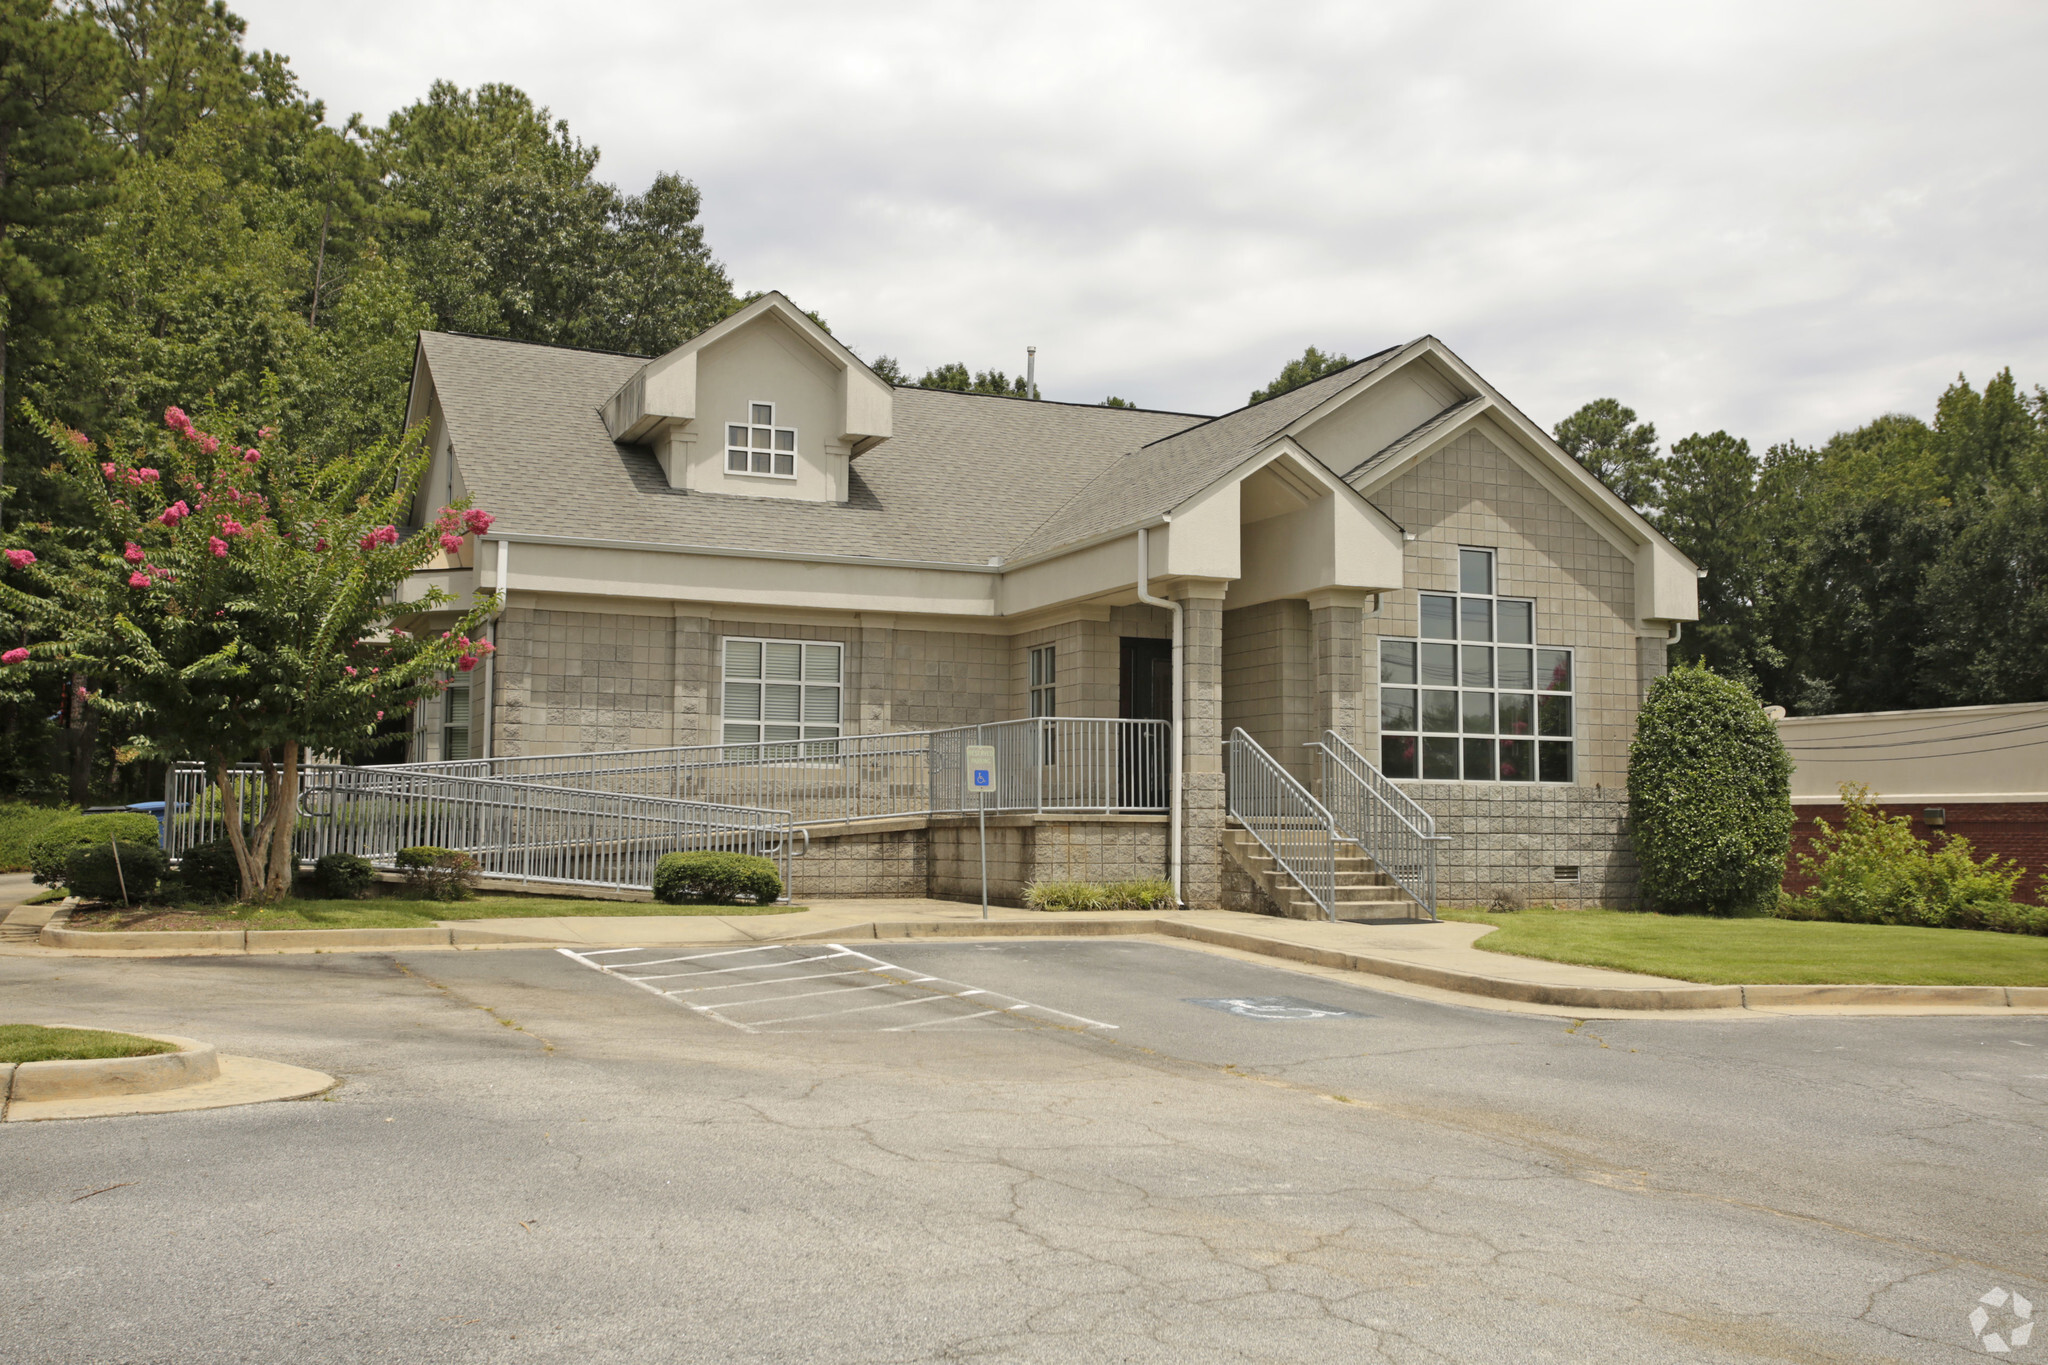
xmin=1341 ymin=395 xmax=1487 ymax=486
xmin=1003 ymin=344 xmax=1410 ymax=561
xmin=417 ymin=331 xmax=1206 ymax=565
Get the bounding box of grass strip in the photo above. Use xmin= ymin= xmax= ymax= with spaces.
xmin=0 ymin=1023 xmax=177 ymax=1064
xmin=1438 ymin=907 xmax=2048 ymax=986
xmin=70 ymin=895 xmax=807 ymax=932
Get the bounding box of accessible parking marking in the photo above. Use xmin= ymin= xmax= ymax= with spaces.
xmin=557 ymin=944 xmax=1117 ymax=1035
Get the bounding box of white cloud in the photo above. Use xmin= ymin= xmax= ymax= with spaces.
xmin=243 ymin=0 xmax=2048 ymax=443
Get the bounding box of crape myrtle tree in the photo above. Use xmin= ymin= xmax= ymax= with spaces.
xmin=0 ymin=402 xmax=497 ymax=901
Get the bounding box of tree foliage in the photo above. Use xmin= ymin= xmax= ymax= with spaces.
xmin=911 ymin=361 xmax=1032 ymax=397
xmin=1249 ymin=346 xmax=1350 ymax=405
xmin=1552 ymin=397 xmax=1660 ymax=511
xmin=1627 ymin=664 xmax=1793 ymax=916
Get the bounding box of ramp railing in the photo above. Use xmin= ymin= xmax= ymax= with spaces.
xmin=1308 ymin=730 xmax=1445 ymax=920
xmin=1225 ymin=728 xmax=1338 ymax=921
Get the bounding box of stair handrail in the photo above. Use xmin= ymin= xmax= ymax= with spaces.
xmin=1225 ymin=728 xmax=1339 ymax=922
xmin=1310 ymin=730 xmax=1446 ymax=920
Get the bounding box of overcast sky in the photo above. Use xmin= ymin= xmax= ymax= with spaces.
xmin=238 ymin=0 xmax=2046 ymax=445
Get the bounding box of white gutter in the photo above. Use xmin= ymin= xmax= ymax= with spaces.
xmin=1135 ymin=524 xmax=1182 ymax=909
xmin=480 ymin=538 xmax=510 ymax=759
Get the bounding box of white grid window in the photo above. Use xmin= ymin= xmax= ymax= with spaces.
xmin=1029 ymin=646 xmax=1056 ymax=718
xmin=722 ymin=638 xmax=841 ymax=748
xmin=442 ymin=685 xmax=472 ymax=761
xmin=726 ymin=401 xmax=797 ymax=479
xmin=1377 ymin=548 xmax=1574 ymax=783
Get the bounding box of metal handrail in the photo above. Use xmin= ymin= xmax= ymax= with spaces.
xmin=1225 ymin=728 xmax=1338 ymax=922
xmin=384 ymin=716 xmax=1171 ymax=824
xmin=1309 ymin=730 xmax=1446 ymax=920
xmin=164 ymin=761 xmax=794 ymax=894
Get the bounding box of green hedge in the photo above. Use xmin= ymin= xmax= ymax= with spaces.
xmin=1780 ymin=785 xmax=2042 ymax=933
xmin=314 ymin=853 xmax=377 ymax=900
xmin=65 ymin=841 xmax=168 ymax=902
xmin=29 ymin=812 xmax=163 ymax=886
xmin=1023 ymin=878 xmax=1176 ymax=911
xmin=1627 ymin=665 xmax=1792 ymax=916
xmin=178 ymin=838 xmax=244 ymax=902
xmin=0 ymin=802 xmax=76 ymax=872
xmin=652 ymin=851 xmax=782 ymax=905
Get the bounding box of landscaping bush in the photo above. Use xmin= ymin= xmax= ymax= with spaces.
xmin=1627 ymin=664 xmax=1792 ymax=916
xmin=28 ymin=812 xmax=163 ymax=885
xmin=64 ymin=841 xmax=168 ymax=903
xmin=652 ymin=851 xmax=782 ymax=905
xmin=1778 ymin=784 xmax=2040 ymax=933
xmin=314 ymin=853 xmax=377 ymax=900
xmin=178 ymin=837 xmax=244 ymax=903
xmin=1101 ymin=877 xmax=1176 ymax=910
xmin=1022 ymin=879 xmax=1105 ymax=911
xmin=395 ymin=846 xmax=480 ymax=901
xmin=0 ymin=802 xmax=76 ymax=872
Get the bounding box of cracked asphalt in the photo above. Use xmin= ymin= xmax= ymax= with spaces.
xmin=3 ymin=937 xmax=2044 ymax=1363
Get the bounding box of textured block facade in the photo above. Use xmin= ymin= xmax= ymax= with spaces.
xmin=1408 ymin=782 xmax=1638 ymax=908
xmin=791 ymin=815 xmax=1169 ymax=906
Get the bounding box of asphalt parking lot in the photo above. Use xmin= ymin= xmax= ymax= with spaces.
xmin=4 ymin=938 xmax=2045 ymax=1363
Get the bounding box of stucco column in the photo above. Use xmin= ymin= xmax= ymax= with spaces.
xmin=1307 ymin=590 xmax=1367 ymax=754
xmin=1174 ymin=580 xmax=1230 ymax=907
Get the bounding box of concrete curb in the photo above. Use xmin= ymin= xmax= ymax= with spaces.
xmin=5 ymin=1033 xmax=218 ymax=1104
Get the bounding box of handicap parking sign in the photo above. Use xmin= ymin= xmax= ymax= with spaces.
xmin=965 ymin=744 xmax=996 ymax=791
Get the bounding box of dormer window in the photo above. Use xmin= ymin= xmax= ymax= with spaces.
xmin=727 ymin=402 xmax=797 ymax=479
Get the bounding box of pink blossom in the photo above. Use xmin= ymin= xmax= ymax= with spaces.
xmin=242 ymin=448 xmax=260 ymax=464
xmin=124 ymin=542 xmax=145 ymax=563
xmin=359 ymin=524 xmax=400 ymax=552
xmin=197 ymin=435 xmax=220 ymax=455
xmin=375 ymin=710 xmax=384 ymax=720
xmin=456 ymin=655 xmax=478 ymax=672
xmin=127 ymin=570 xmax=152 ymax=588
xmin=345 ymin=665 xmax=358 ymax=677
xmin=1 ymin=648 xmax=26 ymax=665
xmin=258 ymin=426 xmax=276 ymax=440
xmin=158 ymin=501 xmax=190 ymax=526
xmin=164 ymin=406 xmax=189 ymax=430
xmin=100 ymin=462 xmax=115 ymax=478
xmin=220 ymin=519 xmax=244 ymax=536
xmin=477 ymin=640 xmax=496 ymax=655
xmin=462 ymin=509 xmax=495 ymax=535
xmin=67 ymin=429 xmax=90 ymax=450
xmin=138 ymin=468 xmax=160 ymax=482
xmin=4 ymin=549 xmax=34 ymax=569
xmin=208 ymin=536 xmax=228 ymax=557
xmin=438 ymin=533 xmax=462 ymax=553
xmin=314 ymin=538 xmax=327 ymax=552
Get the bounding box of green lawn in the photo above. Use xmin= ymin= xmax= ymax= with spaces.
xmin=1438 ymin=907 xmax=2048 ymax=986
xmin=70 ymin=895 xmax=806 ymax=932
xmin=0 ymin=1023 xmax=176 ymax=1064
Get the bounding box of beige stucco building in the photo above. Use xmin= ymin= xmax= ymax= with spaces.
xmin=399 ymin=294 xmax=1699 ymax=908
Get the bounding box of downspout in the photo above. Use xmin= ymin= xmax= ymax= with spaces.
xmin=481 ymin=538 xmax=509 ymax=760
xmin=1136 ymin=523 xmax=1182 ymax=908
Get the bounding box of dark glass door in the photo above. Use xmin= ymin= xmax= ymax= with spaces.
xmin=1118 ymin=638 xmax=1172 ymax=808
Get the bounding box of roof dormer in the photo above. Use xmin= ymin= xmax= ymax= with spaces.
xmin=601 ymin=292 xmax=893 ymax=503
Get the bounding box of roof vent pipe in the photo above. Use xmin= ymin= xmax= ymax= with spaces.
xmin=1026 ymin=346 xmax=1037 ymax=401
xmin=1136 ymin=523 xmax=1182 ymax=908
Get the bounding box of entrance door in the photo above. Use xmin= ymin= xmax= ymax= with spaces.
xmin=1118 ymin=638 xmax=1172 ymax=809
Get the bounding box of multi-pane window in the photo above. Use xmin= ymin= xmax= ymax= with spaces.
xmin=442 ymin=685 xmax=472 ymax=761
xmin=722 ymin=638 xmax=841 ymax=747
xmin=1378 ymin=548 xmax=1574 ymax=783
xmin=1029 ymin=646 xmax=1056 ymax=718
xmin=726 ymin=402 xmax=797 ymax=478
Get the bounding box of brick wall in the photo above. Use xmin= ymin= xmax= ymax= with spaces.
xmin=1784 ymin=801 xmax=2048 ymax=906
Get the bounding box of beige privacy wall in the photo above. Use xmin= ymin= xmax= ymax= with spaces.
xmin=1364 ymin=428 xmax=1646 ymax=789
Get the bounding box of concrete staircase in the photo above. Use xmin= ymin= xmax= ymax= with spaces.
xmin=1221 ymin=825 xmax=1419 ymax=921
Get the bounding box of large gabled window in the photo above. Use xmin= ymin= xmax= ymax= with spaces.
xmin=726 ymin=402 xmax=797 ymax=479
xmin=1377 ymin=547 xmax=1575 ymax=783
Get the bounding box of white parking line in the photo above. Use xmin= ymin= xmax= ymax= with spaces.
xmin=556 ymin=944 xmax=1116 ymax=1035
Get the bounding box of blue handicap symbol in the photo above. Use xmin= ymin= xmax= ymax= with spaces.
xmin=973 ymin=770 xmax=991 ymax=787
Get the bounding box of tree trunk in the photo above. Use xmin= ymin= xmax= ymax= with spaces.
xmin=216 ymin=741 xmax=300 ymax=903
xmin=264 ymin=741 xmax=300 ymax=899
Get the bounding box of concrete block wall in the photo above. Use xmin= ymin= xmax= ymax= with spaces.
xmin=1222 ymin=599 xmax=1314 ymax=784
xmin=1409 ymin=782 xmax=1637 ymax=908
xmin=921 ymin=816 xmax=1170 ymax=906
xmin=789 ymin=826 xmax=928 ymax=898
xmin=493 ymin=607 xmax=678 ymax=754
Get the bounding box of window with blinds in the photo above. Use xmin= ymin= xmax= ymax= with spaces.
xmin=443 ymin=685 xmax=472 ymax=761
xmin=722 ymin=637 xmax=843 ymax=750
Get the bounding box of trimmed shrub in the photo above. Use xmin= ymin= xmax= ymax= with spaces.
xmin=0 ymin=802 xmax=76 ymax=873
xmin=652 ymin=851 xmax=782 ymax=905
xmin=64 ymin=841 xmax=168 ymax=903
xmin=1101 ymin=877 xmax=1176 ymax=910
xmin=178 ymin=837 xmax=244 ymax=903
xmin=29 ymin=812 xmax=163 ymax=885
xmin=395 ymin=846 xmax=480 ymax=901
xmin=1778 ymin=784 xmax=2036 ymax=932
xmin=1022 ymin=879 xmax=1105 ymax=911
xmin=314 ymin=853 xmax=377 ymax=900
xmin=1627 ymin=664 xmax=1793 ymax=916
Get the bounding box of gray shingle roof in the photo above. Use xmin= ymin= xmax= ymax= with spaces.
xmin=420 ymin=332 xmax=1208 ymax=565
xmin=1340 ymin=395 xmax=1486 ymax=489
xmin=1002 ymin=344 xmax=1410 ymax=561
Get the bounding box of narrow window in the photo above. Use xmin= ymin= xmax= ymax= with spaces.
xmin=442 ymin=685 xmax=471 ymax=761
xmin=1029 ymin=645 xmax=1056 ymax=762
xmin=1376 ymin=548 xmax=1570 ymax=784
xmin=726 ymin=402 xmax=799 ymax=479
